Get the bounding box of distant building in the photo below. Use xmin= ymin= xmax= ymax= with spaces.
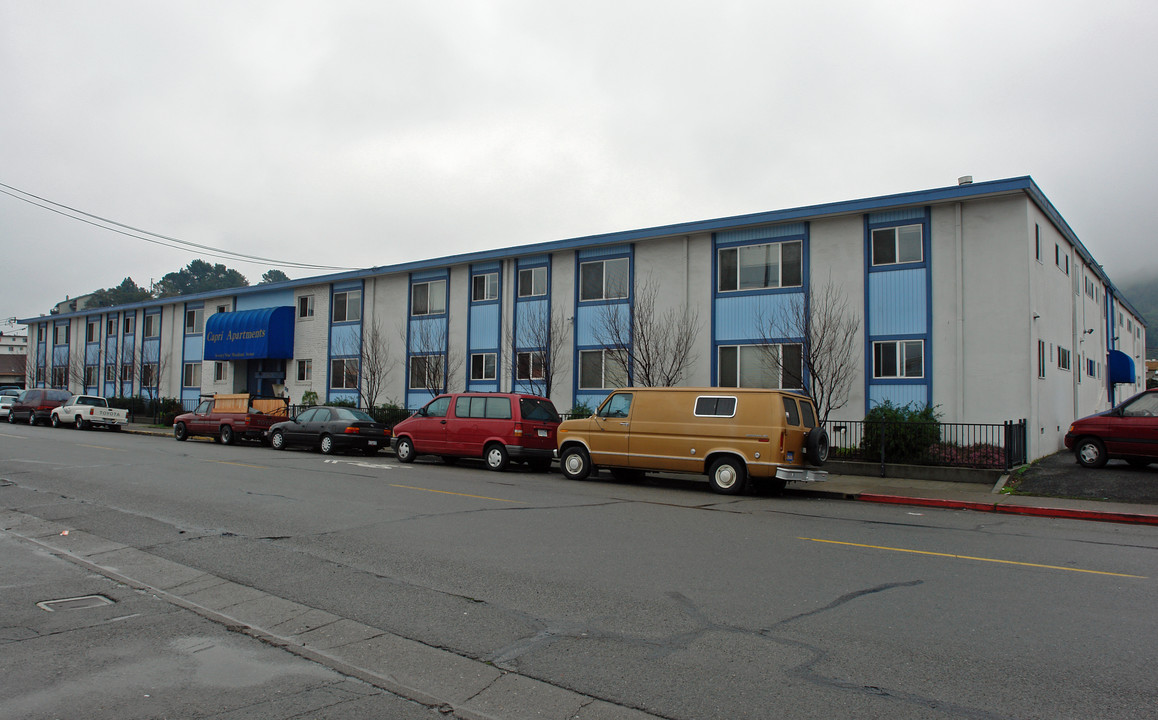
xmin=19 ymin=176 xmax=1148 ymax=461
xmin=0 ymin=332 xmax=28 ymax=387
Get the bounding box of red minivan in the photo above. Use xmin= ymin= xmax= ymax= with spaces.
xmin=391 ymin=393 xmax=561 ymax=471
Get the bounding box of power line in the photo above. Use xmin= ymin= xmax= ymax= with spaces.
xmin=0 ymin=182 xmax=358 ymax=271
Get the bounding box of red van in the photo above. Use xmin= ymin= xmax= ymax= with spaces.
xmin=391 ymin=393 xmax=561 ymax=471
xmin=8 ymin=389 xmax=73 ymax=426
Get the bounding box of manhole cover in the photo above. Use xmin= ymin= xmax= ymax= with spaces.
xmin=37 ymin=595 xmax=115 ymax=612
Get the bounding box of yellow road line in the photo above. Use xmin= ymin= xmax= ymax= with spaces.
xmin=79 ymin=444 xmax=119 ymax=451
xmin=798 ymin=537 xmax=1146 ymax=579
xmin=389 ymin=484 xmax=523 ymax=504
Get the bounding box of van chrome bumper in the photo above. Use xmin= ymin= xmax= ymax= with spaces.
xmin=776 ymin=468 xmax=829 ymax=483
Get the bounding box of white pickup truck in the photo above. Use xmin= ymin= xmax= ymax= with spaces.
xmin=50 ymin=395 xmax=129 ymax=430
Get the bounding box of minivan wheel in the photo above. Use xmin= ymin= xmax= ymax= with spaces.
xmin=707 ymin=457 xmax=748 ymax=495
xmin=485 ymin=443 xmax=510 ymax=471
xmin=1075 ymin=438 xmax=1108 ymax=468
xmin=559 ymin=446 xmax=591 ymax=480
xmin=28 ymin=412 xmax=37 ymax=426
xmin=395 ymin=437 xmax=415 ymax=463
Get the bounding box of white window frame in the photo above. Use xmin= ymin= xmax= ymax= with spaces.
xmin=51 ymin=367 xmax=66 ymax=388
xmin=185 ymin=308 xmax=204 ymax=335
xmin=516 ymin=351 xmax=545 ymax=380
xmin=871 ymin=225 xmax=923 ymax=267
xmin=143 ymin=314 xmax=160 ymax=338
xmin=297 ymin=295 xmax=314 ymax=319
xmin=332 ymin=290 xmax=361 ymax=323
xmin=470 ymin=352 xmax=497 ymax=381
xmin=54 ymin=324 xmax=69 ymax=345
xmin=718 ymin=240 xmax=804 ymax=292
xmin=409 ymin=354 xmax=444 ymax=390
xmin=872 ymin=340 xmax=925 ymax=379
xmin=472 ymin=273 xmax=499 ymax=302
xmin=579 ymin=258 xmax=630 ymax=302
xmin=411 ymin=280 xmax=447 ymax=316
xmin=106 ymin=316 xmax=117 ymax=336
xmin=578 ymin=349 xmax=627 ymax=390
xmin=330 ymin=358 xmax=359 ymax=390
xmin=518 ymin=267 xmax=548 ymax=298
xmin=105 ymin=365 xmax=117 ymax=383
xmin=123 ymin=315 xmax=135 ymax=335
xmin=141 ymin=363 xmax=158 ymax=388
xmin=214 ymin=361 xmax=227 ymax=382
xmin=1038 ymin=340 xmax=1046 ymax=378
xmin=297 ymin=359 xmax=312 ymax=382
xmin=717 ymin=343 xmax=804 ymax=389
xmin=182 ymin=362 xmax=202 ymax=388
xmin=1058 ymin=347 xmax=1071 ymax=371
xmin=86 ymin=319 xmax=99 ymax=343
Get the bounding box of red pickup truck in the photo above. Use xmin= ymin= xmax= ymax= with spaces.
xmin=173 ymin=394 xmax=288 ymax=445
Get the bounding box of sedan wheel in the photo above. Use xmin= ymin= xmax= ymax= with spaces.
xmin=270 ymin=430 xmax=287 ymax=450
xmin=51 ymin=414 xmax=62 ymax=428
xmin=320 ymin=434 xmax=335 ymax=455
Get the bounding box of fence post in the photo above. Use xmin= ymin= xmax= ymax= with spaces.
xmin=1003 ymin=420 xmax=1012 ymax=470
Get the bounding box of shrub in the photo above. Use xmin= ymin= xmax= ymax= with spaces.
xmin=329 ymin=397 xmax=356 ymax=408
xmin=925 ymin=442 xmax=1005 ymax=468
xmin=566 ymin=402 xmax=594 ymax=420
xmin=860 ymin=401 xmax=942 ymax=464
xmin=300 ymin=390 xmax=319 ymax=406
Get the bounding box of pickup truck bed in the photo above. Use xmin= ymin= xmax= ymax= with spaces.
xmin=51 ymin=396 xmax=129 ymax=430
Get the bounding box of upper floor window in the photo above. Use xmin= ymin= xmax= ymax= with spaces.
xmin=871 ymin=225 xmax=922 ymax=266
xmin=143 ymin=314 xmax=159 ymax=338
xmin=216 ymin=304 xmax=230 ymax=314
xmin=1058 ymin=347 xmax=1072 ymax=371
xmin=718 ymin=240 xmax=803 ymax=291
xmin=86 ymin=319 xmax=99 ymax=343
xmin=579 ymin=258 xmax=629 ymax=301
xmin=106 ymin=317 xmax=117 ymax=336
xmin=298 ymin=295 xmax=314 ymax=319
xmin=123 ymin=315 xmax=135 ymax=335
xmin=518 ymin=267 xmax=548 ymax=298
xmin=37 ymin=325 xmax=46 ymax=342
xmin=470 ymin=353 xmax=497 ymax=381
xmin=54 ymin=324 xmax=69 ymax=345
xmin=873 ymin=340 xmax=924 ymax=379
xmin=1034 ymin=224 xmax=1041 ymax=262
xmin=412 ymin=280 xmax=446 ymax=316
xmin=472 ymin=273 xmax=498 ymax=302
xmin=185 ymin=308 xmax=203 ymax=335
xmin=332 ymin=290 xmax=361 ymax=323
xmin=718 ymin=343 xmax=803 ymax=389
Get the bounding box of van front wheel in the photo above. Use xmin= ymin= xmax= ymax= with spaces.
xmin=708 ymin=457 xmax=748 ymax=495
xmin=559 ymin=446 xmax=591 ymax=480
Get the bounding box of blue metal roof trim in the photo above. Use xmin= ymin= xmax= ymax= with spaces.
xmin=203 ymin=306 xmax=294 ymax=361
xmin=1107 ymin=349 xmax=1137 ymax=385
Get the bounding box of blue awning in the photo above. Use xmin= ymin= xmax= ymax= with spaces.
xmin=1107 ymin=349 xmax=1136 ymax=385
xmin=204 ymin=307 xmax=294 ymax=360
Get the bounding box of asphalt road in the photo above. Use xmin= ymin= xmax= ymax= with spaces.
xmin=3 ymin=424 xmax=1157 ymax=720
xmin=1015 ymin=450 xmax=1158 ymax=503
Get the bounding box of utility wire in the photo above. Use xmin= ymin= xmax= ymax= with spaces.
xmin=0 ymin=182 xmax=358 ymax=271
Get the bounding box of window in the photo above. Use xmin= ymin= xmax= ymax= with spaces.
xmin=52 ymin=367 xmax=66 ymax=388
xmin=718 ymin=344 xmax=804 ymax=389
xmin=121 ymin=363 xmax=133 ymax=382
xmin=298 ymin=295 xmax=314 ymax=319
xmin=423 ymin=396 xmax=451 ymax=418
xmin=871 ymin=225 xmax=922 ymax=266
xmin=694 ymin=396 xmax=737 ymax=418
xmin=107 ymin=317 xmax=117 ymax=336
xmin=873 ymin=340 xmax=924 ymax=379
xmin=141 ymin=363 xmax=157 ymax=387
xmin=297 ymin=359 xmax=312 ymax=382
xmin=84 ymin=366 xmax=98 ymax=386
xmin=454 ymin=396 xmax=512 ymax=420
xmin=579 ymin=258 xmax=629 ymax=301
xmin=86 ymin=319 xmax=99 ymax=343
xmin=37 ymin=325 xmax=46 ymax=342
xmin=36 ymin=367 xmax=45 ymax=384
xmin=332 ymin=290 xmax=361 ymax=323
xmin=1034 ymin=224 xmax=1041 ymax=262
xmin=1065 ymin=255 xmax=1070 ymax=275
xmin=1058 ymin=347 xmax=1071 ymax=371
xmin=216 ymin=304 xmax=229 ymax=314
xmin=143 ymin=314 xmax=159 ymax=338
xmin=54 ymin=324 xmax=69 ymax=345
xmin=409 ymin=355 xmax=444 ymax=390
xmin=470 ymin=353 xmax=497 ymax=381
xmin=599 ymin=393 xmax=633 ymax=418
xmin=330 ymin=358 xmax=358 ymax=389
xmin=123 ymin=315 xmax=135 ymax=335
xmin=516 ymin=351 xmax=545 ymax=380
xmin=182 ymin=362 xmax=201 ymax=388
xmin=783 ymin=396 xmax=800 ymax=426
xmin=1038 ymin=340 xmax=1046 ymax=378
xmin=105 ymin=365 xmax=117 ymax=383
xmin=472 ymin=273 xmax=498 ymax=302
xmin=184 ymin=308 xmax=203 ymax=335
xmin=1055 ymin=243 xmax=1060 ymax=266
xmin=214 ymin=362 xmax=227 ymax=382
xmin=1087 ymin=358 xmax=1096 ymax=378
xmin=718 ymin=241 xmax=803 ymax=291
xmin=518 ymin=267 xmax=547 ymax=298
xmin=578 ymin=349 xmax=627 ymax=389
xmin=411 ymin=280 xmax=447 ymax=316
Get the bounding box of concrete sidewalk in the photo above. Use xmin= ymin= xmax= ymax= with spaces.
xmin=119 ymin=421 xmax=1158 ymax=527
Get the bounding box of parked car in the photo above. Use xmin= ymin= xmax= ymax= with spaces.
xmin=1064 ymin=388 xmax=1158 ymax=468
xmin=0 ymin=395 xmax=14 ymax=419
xmin=7 ymin=389 xmax=73 ymax=426
xmin=173 ymin=394 xmax=286 ymax=444
xmin=267 ymin=406 xmax=390 ymax=455
xmin=50 ymin=395 xmax=129 ymax=430
xmin=0 ymin=386 xmax=22 ymax=398
xmin=391 ymin=393 xmax=560 ymax=471
xmin=557 ymin=387 xmax=828 ymax=494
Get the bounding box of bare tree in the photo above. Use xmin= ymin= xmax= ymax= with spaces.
xmin=591 ymin=275 xmax=701 ymax=387
xmin=340 ymin=318 xmax=396 ymax=408
xmin=404 ymin=319 xmax=462 ymax=400
xmin=505 ymin=303 xmax=570 ymax=399
xmin=756 ymin=279 xmax=860 ymax=425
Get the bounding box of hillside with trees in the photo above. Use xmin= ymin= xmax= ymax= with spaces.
xmin=82 ymin=262 xmax=291 ymax=309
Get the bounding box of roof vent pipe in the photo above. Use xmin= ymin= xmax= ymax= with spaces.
xmin=958 ymin=175 xmax=973 ymax=185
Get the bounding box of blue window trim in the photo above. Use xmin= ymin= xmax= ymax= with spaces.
xmin=575 ymin=252 xmax=632 ymax=304
xmin=467 ymin=263 xmax=502 ymax=391
xmin=511 ymin=258 xmax=552 ymax=392
xmin=327 ymin=280 xmax=364 ymax=402
xmin=405 ymin=271 xmax=449 ymax=408
xmin=572 ymin=247 xmax=633 ymax=402
xmin=469 ymin=263 xmax=502 ymax=306
xmin=863 ymin=209 xmax=933 ymax=409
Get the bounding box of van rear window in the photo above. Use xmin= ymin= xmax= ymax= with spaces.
xmin=799 ymin=401 xmax=816 ymax=428
xmin=519 ymin=398 xmax=560 ymax=423
xmin=695 ymin=396 xmax=737 ymax=417
xmin=782 ymin=397 xmax=800 ymax=426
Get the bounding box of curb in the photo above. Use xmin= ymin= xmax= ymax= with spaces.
xmin=857 ymin=493 xmax=1158 ymax=527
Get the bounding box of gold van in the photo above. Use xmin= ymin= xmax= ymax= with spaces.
xmin=556 ymin=387 xmax=829 ymax=494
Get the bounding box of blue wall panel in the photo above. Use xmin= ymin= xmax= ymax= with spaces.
xmin=868 ymin=384 xmax=928 ymax=408
xmin=515 ymin=300 xmax=548 ymax=347
xmin=868 ymin=269 xmax=927 ymax=336
xmin=716 ymin=222 xmax=805 ymax=244
xmin=713 ymin=292 xmax=803 ymax=343
xmin=330 ymin=323 xmax=362 ymax=356
xmin=183 ymin=335 xmax=204 ymax=361
xmin=575 ymin=304 xmax=630 ymax=347
xmin=469 ymin=303 xmax=500 ymax=348
xmin=235 ymin=290 xmax=294 ymax=311
xmin=868 ymin=207 xmax=925 ymax=224
xmin=408 ymin=317 xmax=446 ymax=354
xmin=578 ymin=244 xmax=631 ymax=259
xmin=86 ymin=345 xmax=101 ymax=365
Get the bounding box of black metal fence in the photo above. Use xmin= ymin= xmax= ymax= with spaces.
xmin=824 ymin=418 xmax=1028 ymax=471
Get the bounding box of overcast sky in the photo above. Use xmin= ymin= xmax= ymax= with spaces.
xmin=3 ymin=1 xmax=1157 ymax=329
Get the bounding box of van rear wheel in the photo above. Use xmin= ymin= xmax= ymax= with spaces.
xmin=559 ymin=446 xmax=591 ymax=480
xmin=707 ymin=457 xmax=748 ymax=495
xmin=484 ymin=443 xmax=510 ymax=471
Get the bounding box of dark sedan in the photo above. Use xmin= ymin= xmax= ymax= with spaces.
xmin=267 ymin=406 xmax=390 ymax=455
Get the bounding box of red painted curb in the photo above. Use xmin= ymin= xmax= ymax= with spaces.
xmin=857 ymin=493 xmax=1158 ymax=527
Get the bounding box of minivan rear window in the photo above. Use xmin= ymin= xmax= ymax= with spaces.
xmin=694 ymin=396 xmax=737 ymax=417
xmin=455 ymin=396 xmax=512 ymax=419
xmin=519 ymin=398 xmax=560 ymax=423
xmin=782 ymin=397 xmax=800 ymax=426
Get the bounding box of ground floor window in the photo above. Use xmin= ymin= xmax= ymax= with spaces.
xmin=470 ymin=353 xmax=497 ymax=381
xmin=517 ymin=351 xmax=545 ymax=380
xmin=409 ymin=354 xmax=444 ymax=391
xmin=297 ymin=359 xmax=312 ymax=382
xmin=182 ymin=362 xmax=201 ymax=388
xmin=142 ymin=363 xmax=158 ymax=388
xmin=84 ymin=366 xmax=98 ymax=387
xmin=578 ymin=349 xmax=627 ymax=390
xmin=872 ymin=340 xmax=923 ymax=379
xmin=718 ymin=343 xmax=803 ymax=389
xmin=214 ymin=362 xmax=227 ymax=382
xmin=330 ymin=358 xmax=358 ymax=389
xmin=51 ymin=367 xmax=66 ymax=388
